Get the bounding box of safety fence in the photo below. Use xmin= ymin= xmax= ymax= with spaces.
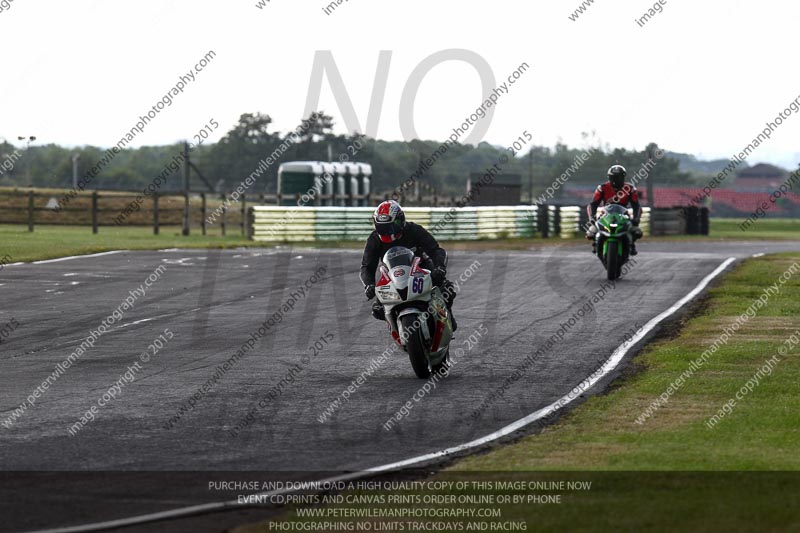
xmin=650 ymin=206 xmax=710 ymax=236
xmin=249 ymin=205 xmax=659 ymax=241
xmin=250 ymin=206 xmax=538 ymax=241
xmin=0 ymin=188 xmax=252 ymax=235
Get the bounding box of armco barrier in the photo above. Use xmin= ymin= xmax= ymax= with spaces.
xmin=249 ymin=205 xmax=651 ymax=242
xmin=650 ymin=207 xmax=708 ymax=236
xmin=250 ymin=206 xmax=539 ymax=242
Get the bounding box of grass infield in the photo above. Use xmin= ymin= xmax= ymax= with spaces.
xmin=0 ymin=218 xmax=798 ymax=263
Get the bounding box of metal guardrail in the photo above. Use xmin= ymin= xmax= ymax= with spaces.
xmin=249 ymin=205 xmax=656 ymax=242
xmin=250 ymin=205 xmax=541 ymax=241
xmin=650 ymin=207 xmax=709 ymax=236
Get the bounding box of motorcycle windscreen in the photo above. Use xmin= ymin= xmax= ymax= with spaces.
xmin=604 ymin=204 xmax=627 ymax=216
xmin=383 ymin=247 xmax=414 ymax=290
xmin=383 ymin=247 xmax=414 ymax=268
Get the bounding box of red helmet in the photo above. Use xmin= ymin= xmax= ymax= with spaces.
xmin=373 ymin=200 xmax=405 ymax=243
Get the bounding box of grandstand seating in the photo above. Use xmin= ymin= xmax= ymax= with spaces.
xmin=560 ymin=185 xmax=800 ymax=217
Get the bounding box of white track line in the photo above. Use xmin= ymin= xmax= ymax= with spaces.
xmin=29 ymin=257 xmax=737 ymax=533
xmin=31 ymin=251 xmax=126 ymax=264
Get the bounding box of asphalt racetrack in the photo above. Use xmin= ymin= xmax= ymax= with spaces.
xmin=2 ymin=240 xmax=799 ymax=532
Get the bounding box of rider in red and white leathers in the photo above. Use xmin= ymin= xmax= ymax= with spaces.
xmin=585 ymin=165 xmax=643 ymax=255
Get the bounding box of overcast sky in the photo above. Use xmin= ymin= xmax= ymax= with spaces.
xmin=2 ymin=0 xmax=799 ymax=168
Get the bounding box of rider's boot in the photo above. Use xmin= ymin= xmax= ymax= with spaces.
xmin=449 ymin=308 xmax=458 ymax=332
xmin=442 ymin=279 xmax=457 ymax=332
xmin=371 ymin=301 xmax=385 ymax=321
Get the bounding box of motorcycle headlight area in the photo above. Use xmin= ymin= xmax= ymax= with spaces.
xmin=378 ymin=289 xmax=402 ymax=301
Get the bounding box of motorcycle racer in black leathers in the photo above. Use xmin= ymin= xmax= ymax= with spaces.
xmin=360 ymin=200 xmax=457 ymax=331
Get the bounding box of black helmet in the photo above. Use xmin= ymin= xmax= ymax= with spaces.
xmin=607 ymin=165 xmax=627 ymax=189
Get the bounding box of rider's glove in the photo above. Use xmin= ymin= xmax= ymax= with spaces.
xmin=431 ymin=266 xmax=447 ymax=285
xmin=365 ymin=284 xmax=375 ymax=300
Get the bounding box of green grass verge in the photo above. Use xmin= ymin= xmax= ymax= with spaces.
xmin=710 ymin=217 xmax=800 ymax=239
xmin=651 ymin=218 xmax=800 ymax=241
xmin=235 ymin=254 xmax=800 ymax=533
xmin=0 ymin=218 xmax=797 ymax=263
xmin=0 ymin=224 xmax=257 ymax=262
xmin=0 ymin=224 xmax=557 ymax=263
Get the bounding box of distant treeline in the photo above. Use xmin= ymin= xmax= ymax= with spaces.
xmin=0 ymin=112 xmax=705 ymax=199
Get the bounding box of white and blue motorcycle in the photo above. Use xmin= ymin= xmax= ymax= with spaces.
xmin=375 ymin=247 xmax=454 ymax=379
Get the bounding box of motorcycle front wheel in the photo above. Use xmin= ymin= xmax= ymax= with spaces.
xmin=431 ymin=346 xmax=450 ymax=375
xmin=606 ymin=241 xmax=621 ymax=281
xmin=400 ymin=314 xmax=432 ymax=379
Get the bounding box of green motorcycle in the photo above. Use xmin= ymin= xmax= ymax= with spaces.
xmin=593 ymin=204 xmax=633 ymax=281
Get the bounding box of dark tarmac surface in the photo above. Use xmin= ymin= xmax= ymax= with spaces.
xmin=1 ymin=240 xmax=797 ymax=532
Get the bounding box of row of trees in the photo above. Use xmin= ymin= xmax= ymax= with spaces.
xmin=0 ymin=112 xmax=703 ymax=200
